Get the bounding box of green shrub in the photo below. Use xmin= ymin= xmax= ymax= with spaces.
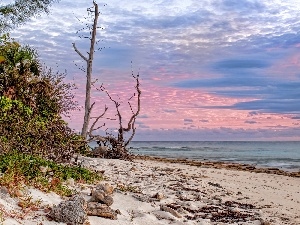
xmin=0 ymin=34 xmax=88 ymax=161
xmin=0 ymin=151 xmax=102 ymax=196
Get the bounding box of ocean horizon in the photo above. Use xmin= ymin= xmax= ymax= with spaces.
xmin=127 ymin=141 xmax=300 ymax=171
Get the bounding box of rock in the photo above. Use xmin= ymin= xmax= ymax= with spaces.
xmin=260 ymin=219 xmax=271 ymax=225
xmin=153 ymin=192 xmax=164 ymax=200
xmin=0 ymin=186 xmax=9 ymax=195
xmin=102 ymin=183 xmax=114 ymax=195
xmin=49 ymin=195 xmax=88 ymax=225
xmin=91 ymin=183 xmax=114 ymax=206
xmin=87 ymin=202 xmax=117 ymax=220
xmin=153 ymin=210 xmax=176 ymax=220
xmin=132 ymin=194 xmax=150 ymax=202
xmin=160 ymin=205 xmax=182 ymax=218
xmin=130 ymin=166 xmax=137 ymax=171
xmin=208 ymin=182 xmax=223 ymax=188
xmin=14 ymin=189 xmax=24 ymax=197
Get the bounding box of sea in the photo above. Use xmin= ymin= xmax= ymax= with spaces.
xmin=126 ymin=141 xmax=300 ymax=172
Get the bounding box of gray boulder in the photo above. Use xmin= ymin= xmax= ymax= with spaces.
xmin=49 ymin=195 xmax=88 ymax=225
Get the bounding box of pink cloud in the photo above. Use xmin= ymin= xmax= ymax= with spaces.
xmin=64 ymin=68 xmax=300 ymax=141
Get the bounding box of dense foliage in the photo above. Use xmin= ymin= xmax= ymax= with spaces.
xmin=0 ymin=35 xmax=87 ymax=162
xmin=0 ymin=0 xmax=59 ymax=32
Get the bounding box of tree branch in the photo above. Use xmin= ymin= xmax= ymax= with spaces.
xmin=72 ymin=43 xmax=88 ymax=62
xmin=124 ymin=74 xmax=141 ymax=132
xmin=88 ymin=105 xmax=108 ymax=142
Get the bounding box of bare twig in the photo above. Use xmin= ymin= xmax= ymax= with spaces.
xmin=88 ymin=105 xmax=108 ymax=142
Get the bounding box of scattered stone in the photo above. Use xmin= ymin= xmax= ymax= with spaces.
xmin=153 ymin=210 xmax=177 ymax=221
xmin=91 ymin=183 xmax=114 ymax=206
xmin=0 ymin=186 xmax=9 ymax=195
xmin=260 ymin=219 xmax=271 ymax=225
xmin=130 ymin=166 xmax=138 ymax=171
xmin=132 ymin=194 xmax=150 ymax=202
xmin=14 ymin=189 xmax=24 ymax=197
xmin=160 ymin=205 xmax=182 ymax=218
xmin=87 ymin=202 xmax=117 ymax=220
xmin=49 ymin=195 xmax=88 ymax=225
xmin=208 ymin=182 xmax=223 ymax=188
xmin=153 ymin=192 xmax=164 ymax=200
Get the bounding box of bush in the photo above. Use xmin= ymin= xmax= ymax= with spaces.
xmin=0 ymin=151 xmax=102 ymax=196
xmin=0 ymin=34 xmax=87 ymax=161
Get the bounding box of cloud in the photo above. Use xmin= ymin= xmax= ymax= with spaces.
xmin=184 ymin=119 xmax=193 ymax=123
xmin=245 ymin=120 xmax=257 ymax=124
xmin=138 ymin=114 xmax=149 ymax=118
xmin=199 ymin=119 xmax=209 ymax=123
xmin=173 ymin=53 xmax=300 ymax=116
xmin=213 ymin=59 xmax=270 ymax=70
xmin=232 ymin=98 xmax=300 ymax=114
xmin=133 ymin=127 xmax=300 ymax=141
xmin=163 ymin=109 xmax=177 ymax=113
xmin=214 ymin=0 xmax=266 ymax=13
xmin=139 ymin=124 xmax=150 ymax=129
xmin=133 ymin=9 xmax=212 ymax=29
xmin=7 ymin=0 xmax=300 ymax=140
xmin=248 ymin=111 xmax=259 ymax=116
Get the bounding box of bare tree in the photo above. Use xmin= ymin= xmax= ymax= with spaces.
xmin=88 ymin=73 xmax=141 ymax=159
xmin=73 ymin=1 xmax=142 ymax=159
xmin=72 ymin=0 xmax=100 ymax=138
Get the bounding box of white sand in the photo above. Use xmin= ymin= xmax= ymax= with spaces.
xmin=0 ymin=156 xmax=299 ymax=225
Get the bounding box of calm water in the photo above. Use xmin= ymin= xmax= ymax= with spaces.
xmin=127 ymin=141 xmax=300 ymax=171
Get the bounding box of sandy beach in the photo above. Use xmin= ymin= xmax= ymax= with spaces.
xmin=0 ymin=156 xmax=299 ymax=225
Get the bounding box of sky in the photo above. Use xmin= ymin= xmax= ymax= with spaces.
xmin=5 ymin=0 xmax=300 ymax=141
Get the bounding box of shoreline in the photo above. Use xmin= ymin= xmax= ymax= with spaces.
xmin=1 ymin=155 xmax=299 ymax=224
xmin=128 ymin=141 xmax=300 ymax=173
xmin=134 ymin=155 xmax=300 ymax=177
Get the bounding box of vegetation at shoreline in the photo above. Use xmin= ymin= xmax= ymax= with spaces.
xmin=0 ymin=1 xmax=141 ymax=202
xmin=0 ymin=151 xmax=102 ymax=196
xmin=0 ymin=34 xmax=102 ymax=202
xmin=0 ymin=34 xmax=88 ymax=162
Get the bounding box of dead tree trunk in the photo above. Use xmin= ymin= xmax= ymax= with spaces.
xmin=72 ymin=0 xmax=99 ymax=138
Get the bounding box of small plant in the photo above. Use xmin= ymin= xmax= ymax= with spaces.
xmin=0 ymin=151 xmax=102 ymax=196
xmin=17 ymin=194 xmax=42 ymax=211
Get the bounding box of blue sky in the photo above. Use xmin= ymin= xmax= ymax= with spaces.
xmin=6 ymin=0 xmax=300 ymax=140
